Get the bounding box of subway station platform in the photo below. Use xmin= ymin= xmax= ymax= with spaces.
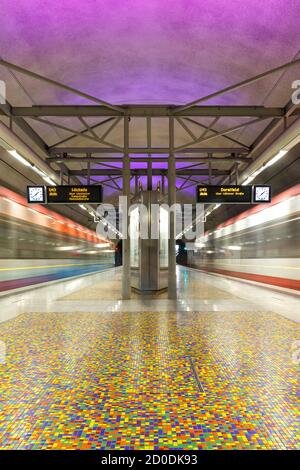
xmin=1 ymin=2 xmax=300 ymax=457
xmin=0 ymin=266 xmax=299 ymax=450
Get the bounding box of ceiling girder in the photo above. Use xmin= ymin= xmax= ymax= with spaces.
xmin=174 ymin=57 xmax=300 ymax=113
xmin=2 ymin=105 xmax=299 ymax=118
xmin=50 ymin=117 xmax=115 ymax=148
xmin=56 ymin=168 xmax=231 ymax=176
xmin=1 ymin=58 xmax=299 ymax=202
xmin=0 ymin=59 xmax=123 ymax=113
xmin=48 ymin=147 xmax=249 ymax=156
xmin=47 ymin=156 xmax=250 ymax=164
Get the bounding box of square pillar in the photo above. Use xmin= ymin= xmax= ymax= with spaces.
xmin=168 ymin=116 xmax=177 ymax=299
xmin=122 ymin=115 xmax=131 ymax=299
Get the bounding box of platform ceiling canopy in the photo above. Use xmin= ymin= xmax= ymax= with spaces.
xmin=1 ymin=0 xmax=300 ymax=201
xmin=2 ymin=0 xmax=300 ymax=103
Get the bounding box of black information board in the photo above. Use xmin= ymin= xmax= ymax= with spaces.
xmin=196 ymin=185 xmax=252 ymax=203
xmin=46 ymin=185 xmax=102 ymax=204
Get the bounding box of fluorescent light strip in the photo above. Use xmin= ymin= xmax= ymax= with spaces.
xmin=6 ymin=148 xmax=57 ymax=185
xmin=31 ymin=166 xmax=46 ymax=177
xmin=265 ymin=149 xmax=288 ymax=168
xmin=242 ymin=149 xmax=288 ymax=185
xmin=8 ymin=149 xmax=31 ymax=167
xmin=43 ymin=176 xmax=56 ymax=186
xmin=204 ymin=203 xmax=221 ymax=219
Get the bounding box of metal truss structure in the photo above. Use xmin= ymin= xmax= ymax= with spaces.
xmin=1 ymin=58 xmax=300 ymax=196
xmin=1 ymin=58 xmax=300 ymax=299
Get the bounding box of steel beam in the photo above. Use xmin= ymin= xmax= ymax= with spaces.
xmin=250 ymin=99 xmax=300 ymax=157
xmin=0 ymin=59 xmax=123 ymax=113
xmin=78 ymin=116 xmax=103 ymax=143
xmin=183 ymin=117 xmax=250 ymax=148
xmin=0 ymin=100 xmax=50 ymax=154
xmin=27 ymin=116 xmax=123 ymax=151
xmin=47 ymin=155 xmax=250 ymax=163
xmin=2 ymin=105 xmax=297 ymax=118
xmin=175 ymin=58 xmax=300 ymax=113
xmin=175 ymin=116 xmax=197 ymax=141
xmin=48 ymin=146 xmax=248 ymax=155
xmin=49 ymin=117 xmax=115 ymax=148
xmin=175 ymin=117 xmax=272 ymax=151
xmin=61 ymin=169 xmax=230 ymax=176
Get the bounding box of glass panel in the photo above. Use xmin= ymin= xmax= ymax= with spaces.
xmin=159 ymin=206 xmax=169 ymax=268
xmin=130 ymin=206 xmax=140 ymax=268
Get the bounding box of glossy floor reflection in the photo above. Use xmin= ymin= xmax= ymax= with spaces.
xmin=1 ymin=266 xmax=299 ymax=322
xmin=60 ymin=268 xmax=240 ymax=301
xmin=0 ymin=308 xmax=299 ymax=449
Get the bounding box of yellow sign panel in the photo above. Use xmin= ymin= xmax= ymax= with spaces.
xmin=47 ymin=185 xmax=102 ymax=204
xmin=197 ymin=185 xmax=252 ymax=203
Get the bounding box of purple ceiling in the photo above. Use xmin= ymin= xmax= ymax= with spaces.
xmin=1 ymin=0 xmax=300 ymax=104
xmin=1 ymin=1 xmax=300 ymax=205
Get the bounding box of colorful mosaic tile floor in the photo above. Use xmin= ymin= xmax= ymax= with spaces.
xmin=0 ymin=310 xmax=299 ymax=449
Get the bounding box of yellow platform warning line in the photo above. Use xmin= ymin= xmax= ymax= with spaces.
xmin=0 ymin=262 xmax=103 ymax=271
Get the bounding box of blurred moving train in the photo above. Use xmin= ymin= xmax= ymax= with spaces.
xmin=0 ymin=186 xmax=114 ymax=293
xmin=1 ymin=182 xmax=299 ymax=295
xmin=188 ymin=184 xmax=300 ymax=291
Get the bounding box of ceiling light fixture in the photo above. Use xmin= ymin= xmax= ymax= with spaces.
xmin=265 ymin=149 xmax=288 ymax=168
xmin=242 ymin=149 xmax=288 ymax=185
xmin=8 ymin=149 xmax=31 ymax=167
xmin=43 ymin=176 xmax=56 ymax=186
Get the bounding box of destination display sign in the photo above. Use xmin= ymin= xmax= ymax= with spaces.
xmin=196 ymin=185 xmax=253 ymax=203
xmin=46 ymin=185 xmax=102 ymax=204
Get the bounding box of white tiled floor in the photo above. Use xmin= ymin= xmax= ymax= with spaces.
xmin=0 ymin=265 xmax=299 ymax=324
